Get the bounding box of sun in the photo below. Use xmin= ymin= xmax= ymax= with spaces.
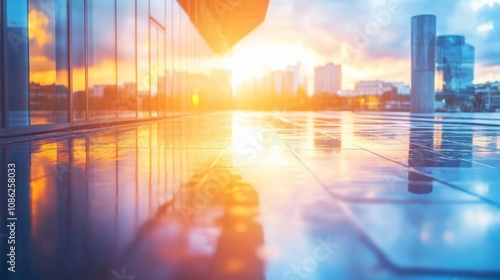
xmin=224 ymin=43 xmax=317 ymax=90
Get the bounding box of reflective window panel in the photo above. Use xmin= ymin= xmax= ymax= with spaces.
xmin=5 ymin=0 xmax=30 ymax=127
xmin=87 ymin=0 xmax=117 ymax=120
xmin=70 ymin=0 xmax=86 ymax=122
xmin=117 ymin=0 xmax=137 ymax=119
xmin=28 ymin=0 xmax=69 ymax=125
xmin=137 ymin=0 xmax=150 ymax=119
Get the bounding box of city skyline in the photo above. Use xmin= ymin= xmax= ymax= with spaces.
xmin=227 ymin=0 xmax=500 ymax=93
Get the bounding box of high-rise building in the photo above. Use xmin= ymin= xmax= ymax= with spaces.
xmin=411 ymin=15 xmax=436 ymax=113
xmin=271 ymin=71 xmax=285 ymax=95
xmin=270 ymin=67 xmax=299 ymax=96
xmin=286 ymin=64 xmax=300 ymax=96
xmin=314 ymin=63 xmax=342 ymax=95
xmin=436 ymin=35 xmax=475 ymax=96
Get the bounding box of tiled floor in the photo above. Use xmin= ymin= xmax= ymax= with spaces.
xmin=1 ymin=111 xmax=500 ymax=280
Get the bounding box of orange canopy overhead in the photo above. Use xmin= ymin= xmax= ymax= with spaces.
xmin=177 ymin=0 xmax=270 ymax=54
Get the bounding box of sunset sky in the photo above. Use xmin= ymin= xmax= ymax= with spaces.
xmin=227 ymin=0 xmax=500 ymax=93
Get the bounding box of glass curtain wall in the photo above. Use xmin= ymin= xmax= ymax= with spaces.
xmin=87 ymin=0 xmax=117 ymax=120
xmin=165 ymin=0 xmax=175 ymax=117
xmin=117 ymin=0 xmax=137 ymax=119
xmin=2 ymin=0 xmax=221 ymax=134
xmin=137 ymin=0 xmax=150 ymax=119
xmin=5 ymin=0 xmax=29 ymax=127
xmin=70 ymin=0 xmax=86 ymax=122
xmin=27 ymin=0 xmax=69 ymax=125
xmin=150 ymin=21 xmax=166 ymax=118
xmin=0 ymin=0 xmax=3 ymax=128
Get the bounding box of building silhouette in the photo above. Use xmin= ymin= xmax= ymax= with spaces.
xmin=475 ymin=82 xmax=500 ymax=112
xmin=286 ymin=64 xmax=301 ymax=96
xmin=315 ymin=63 xmax=342 ymax=95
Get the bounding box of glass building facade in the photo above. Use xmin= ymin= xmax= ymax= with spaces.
xmin=1 ymin=0 xmax=232 ymax=136
xmin=436 ymin=35 xmax=475 ymax=96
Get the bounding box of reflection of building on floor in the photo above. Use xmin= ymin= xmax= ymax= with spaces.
xmin=3 ymin=112 xmax=500 ymax=279
xmin=182 ymin=172 xmax=265 ymax=280
xmin=408 ymin=125 xmax=473 ymax=194
xmin=314 ymin=137 xmax=342 ymax=150
xmin=441 ymin=129 xmax=473 ymax=168
xmin=408 ymin=127 xmax=435 ymax=194
xmin=0 ymin=143 xmax=31 ymax=279
xmin=116 ymin=166 xmax=265 ymax=280
xmin=3 ymin=114 xmax=264 ymax=279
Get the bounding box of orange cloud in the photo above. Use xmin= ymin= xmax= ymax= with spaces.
xmin=28 ymin=9 xmax=52 ymax=47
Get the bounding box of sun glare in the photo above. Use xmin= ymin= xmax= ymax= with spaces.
xmin=226 ymin=43 xmax=317 ymax=90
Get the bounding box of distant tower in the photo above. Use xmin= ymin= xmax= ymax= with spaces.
xmin=436 ymin=35 xmax=475 ymax=96
xmin=314 ymin=63 xmax=342 ymax=95
xmin=411 ymin=15 xmax=436 ymax=113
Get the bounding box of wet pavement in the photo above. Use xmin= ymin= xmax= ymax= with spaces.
xmin=1 ymin=111 xmax=500 ymax=280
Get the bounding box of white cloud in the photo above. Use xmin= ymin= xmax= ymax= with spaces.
xmin=470 ymin=0 xmax=500 ymax=11
xmin=477 ymin=21 xmax=494 ymax=32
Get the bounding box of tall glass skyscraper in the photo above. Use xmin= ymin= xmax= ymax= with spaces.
xmin=436 ymin=35 xmax=475 ymax=96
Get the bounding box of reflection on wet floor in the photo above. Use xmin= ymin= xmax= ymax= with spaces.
xmin=1 ymin=111 xmax=500 ymax=280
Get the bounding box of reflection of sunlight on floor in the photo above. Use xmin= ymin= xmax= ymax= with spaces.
xmin=30 ymin=143 xmax=58 ymax=242
xmin=340 ymin=112 xmax=356 ymax=149
xmin=7 ymin=111 xmax=500 ymax=279
xmin=465 ymin=208 xmax=497 ymax=230
xmin=473 ymin=182 xmax=490 ymax=196
xmin=434 ymin=123 xmax=443 ymax=149
xmin=306 ymin=112 xmax=315 ymax=149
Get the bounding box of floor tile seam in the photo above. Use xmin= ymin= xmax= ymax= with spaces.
xmin=275 ymin=116 xmax=500 ymax=208
xmin=334 ymin=194 xmax=500 ymax=277
xmin=268 ymin=115 xmax=500 ymax=277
